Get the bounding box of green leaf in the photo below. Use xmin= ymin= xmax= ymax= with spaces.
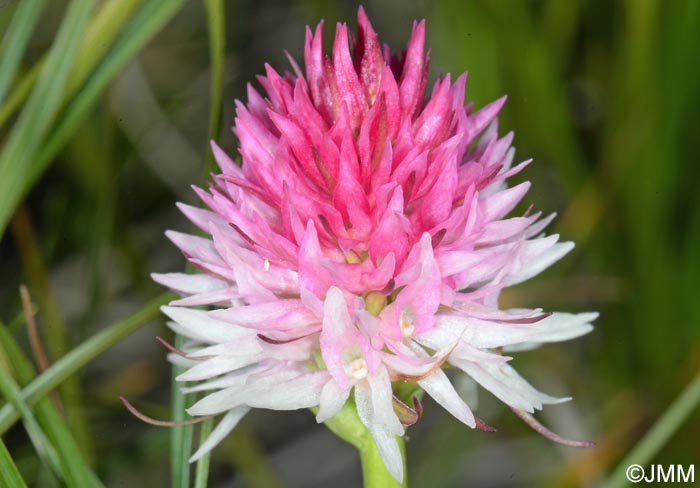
xmin=0 ymin=0 xmax=96 ymax=236
xmin=0 ymin=0 xmax=142 ymax=128
xmin=0 ymin=328 xmax=103 ymax=487
xmin=25 ymin=0 xmax=187 ymax=226
xmin=66 ymin=0 xmax=143 ymax=95
xmin=0 ymin=0 xmax=47 ymax=105
xmin=0 ymin=437 xmax=28 ymax=488
xmin=0 ymin=361 xmax=64 ymax=479
xmin=606 ymin=371 xmax=700 ymax=488
xmin=0 ymin=293 xmax=172 ymax=434
xmin=0 ymin=61 xmax=38 ymax=128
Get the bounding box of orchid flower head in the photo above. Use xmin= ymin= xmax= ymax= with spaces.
xmin=153 ymin=7 xmax=596 ymax=482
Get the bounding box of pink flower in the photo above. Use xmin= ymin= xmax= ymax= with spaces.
xmin=153 ymin=7 xmax=596 ymax=481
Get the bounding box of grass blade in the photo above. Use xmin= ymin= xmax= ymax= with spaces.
xmin=0 ymin=0 xmax=47 ymax=105
xmin=0 ymin=62 xmax=39 ymax=128
xmin=25 ymin=0 xmax=187 ymax=221
xmin=606 ymin=371 xmax=700 ymax=488
xmin=0 ymin=0 xmax=142 ymax=128
xmin=0 ymin=357 xmax=64 ymax=479
xmin=66 ymin=0 xmax=143 ymax=95
xmin=0 ymin=437 xmax=28 ymax=488
xmin=0 ymin=0 xmax=96 ymax=236
xmin=0 ymin=292 xmax=172 ymax=433
xmin=10 ymin=206 xmax=95 ymax=462
xmin=0 ymin=328 xmax=103 ymax=487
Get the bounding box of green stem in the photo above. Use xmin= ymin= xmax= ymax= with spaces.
xmin=359 ymin=433 xmax=407 ymax=488
xmin=193 ymin=418 xmax=214 ymax=488
xmin=202 ymin=0 xmax=225 ymax=175
xmin=606 ymin=371 xmax=700 ymax=488
xmin=170 ymin=333 xmax=194 ymax=488
xmin=316 ymin=401 xmax=407 ymax=488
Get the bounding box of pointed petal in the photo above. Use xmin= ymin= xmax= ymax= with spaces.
xmin=419 ymin=368 xmax=476 ymax=428
xmin=316 ymin=379 xmax=351 ymax=422
xmin=355 ymin=382 xmax=405 ymax=483
xmin=152 ymin=272 xmax=229 ymax=296
xmin=245 ymin=371 xmax=329 ymax=410
xmin=506 ymin=238 xmax=574 ymax=286
xmin=162 ymin=306 xmax=249 ymax=343
xmin=189 ymin=406 xmax=251 ymax=462
xmin=453 ymin=361 xmax=570 ymax=412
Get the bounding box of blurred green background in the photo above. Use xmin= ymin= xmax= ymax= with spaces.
xmin=0 ymin=0 xmax=698 ymax=486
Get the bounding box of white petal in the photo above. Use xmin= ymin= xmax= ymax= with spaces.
xmin=169 ymin=288 xmax=240 ymax=307
xmin=420 ymin=315 xmax=524 ymax=350
xmin=209 ymin=299 xmax=315 ymax=331
xmin=189 ymin=406 xmax=250 ymax=462
xmin=191 ymin=336 xmax=263 ymax=358
xmin=181 ymin=365 xmax=262 ymax=394
xmin=369 ymin=367 xmax=404 ymax=436
xmin=418 ymin=369 xmax=476 ymax=427
xmin=453 ymin=343 xmax=511 ymax=363
xmin=176 ymin=355 xmax=259 ymax=382
xmin=316 ymin=379 xmax=351 ymax=423
xmin=453 ymin=360 xmax=532 ymax=411
xmin=523 ymin=212 xmax=557 ymax=239
xmin=506 ymin=238 xmax=574 ymax=286
xmin=426 ymin=311 xmax=595 ymax=352
xmin=530 ymin=311 xmax=597 ymax=340
xmin=380 ymin=348 xmax=438 ymax=378
xmin=454 ymin=360 xmax=569 ymax=412
xmin=165 ymin=230 xmax=230 ymax=277
xmin=188 ymin=386 xmax=245 ymax=416
xmin=187 ymin=369 xmax=303 ymax=415
xmin=476 ymin=217 xmax=534 ymax=246
xmin=504 ymin=312 xmax=596 ymax=351
xmin=370 ymin=424 xmax=404 ymax=483
xmin=354 ymin=383 xmax=404 ymax=483
xmin=151 ymin=272 xmax=228 ymax=295
xmin=244 ymin=371 xmax=328 ymax=410
xmin=162 ymin=306 xmax=249 ymax=343
xmin=354 ymin=381 xmax=373 ymax=430
xmin=412 ymin=322 xmax=459 ymax=350
xmin=167 ymin=351 xmax=199 ymax=369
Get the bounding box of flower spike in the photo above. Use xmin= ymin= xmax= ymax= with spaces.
xmin=151 ymin=7 xmax=597 ymax=481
